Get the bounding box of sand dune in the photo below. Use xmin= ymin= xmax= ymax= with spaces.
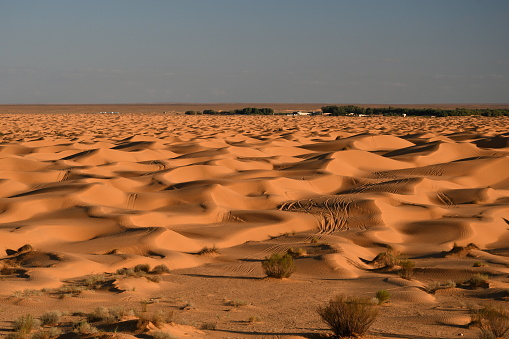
xmin=1 ymin=113 xmax=509 ymax=338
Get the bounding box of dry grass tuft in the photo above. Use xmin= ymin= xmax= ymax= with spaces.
xmin=261 ymin=253 xmax=296 ymax=279
xmin=317 ymin=294 xmax=378 ymax=337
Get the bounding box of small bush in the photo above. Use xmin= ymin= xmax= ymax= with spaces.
xmin=13 ymin=315 xmax=40 ymax=335
xmin=134 ymin=264 xmax=151 ymax=273
xmin=74 ymin=321 xmax=98 ymax=334
xmin=197 ymin=246 xmax=220 ymax=255
xmin=248 ymin=316 xmax=261 ymax=323
xmin=372 ymin=247 xmax=400 ymax=268
xmin=473 ymin=261 xmax=487 ymax=267
xmin=467 ymin=274 xmax=490 ymax=289
xmin=261 ymin=253 xmax=296 ymax=279
xmin=476 ymin=306 xmax=509 ymax=338
xmin=375 ymin=290 xmax=390 ymax=305
xmin=152 ymin=264 xmax=171 ymax=274
xmin=398 ymin=260 xmax=415 ymax=280
xmin=317 ymin=294 xmax=378 ymax=337
xmin=200 ymin=322 xmax=217 ymax=330
xmin=40 ymin=311 xmax=61 ymax=326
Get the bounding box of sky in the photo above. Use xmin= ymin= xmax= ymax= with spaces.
xmin=1 ymin=0 xmax=508 ymax=104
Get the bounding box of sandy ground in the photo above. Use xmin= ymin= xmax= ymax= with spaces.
xmin=0 ymin=113 xmax=509 ymax=338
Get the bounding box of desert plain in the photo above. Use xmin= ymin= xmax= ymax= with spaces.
xmin=1 ymin=106 xmax=509 ymax=339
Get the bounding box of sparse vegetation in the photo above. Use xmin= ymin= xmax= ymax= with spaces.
xmin=474 ymin=261 xmax=487 ymax=267
xmin=134 ymin=264 xmax=151 ymax=273
xmin=375 ymin=290 xmax=390 ymax=305
xmin=13 ymin=314 xmax=40 ymax=335
xmin=248 ymin=315 xmax=261 ymax=323
xmin=474 ymin=306 xmax=509 ymax=338
xmin=73 ymin=321 xmax=98 ymax=334
xmin=197 ymin=245 xmax=220 ymax=255
xmin=152 ymin=264 xmax=171 ymax=274
xmin=40 ymin=311 xmax=62 ymax=326
xmin=200 ymin=322 xmax=217 ymax=330
xmin=372 ymin=247 xmax=400 ymax=269
xmin=466 ymin=274 xmax=490 ymax=289
xmin=261 ymin=252 xmax=296 ymax=279
xmin=317 ymin=294 xmax=378 ymax=338
xmin=398 ymin=260 xmax=415 ymax=280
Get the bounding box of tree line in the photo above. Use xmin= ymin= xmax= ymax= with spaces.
xmin=185 ymin=107 xmax=274 ymax=115
xmin=320 ymin=105 xmax=509 ymax=117
xmin=184 ymin=105 xmax=509 ymax=117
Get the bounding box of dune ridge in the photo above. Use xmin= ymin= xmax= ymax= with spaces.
xmin=1 ymin=114 xmax=509 ymax=338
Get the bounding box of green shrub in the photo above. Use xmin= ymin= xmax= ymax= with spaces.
xmin=40 ymin=311 xmax=61 ymax=326
xmin=152 ymin=264 xmax=171 ymax=274
xmin=467 ymin=274 xmax=490 ymax=289
xmin=317 ymin=294 xmax=378 ymax=337
xmin=375 ymin=290 xmax=390 ymax=305
xmin=473 ymin=261 xmax=487 ymax=267
xmin=13 ymin=315 xmax=40 ymax=335
xmin=372 ymin=247 xmax=400 ymax=269
xmin=261 ymin=253 xmax=296 ymax=278
xmin=74 ymin=321 xmax=98 ymax=334
xmin=200 ymin=322 xmax=217 ymax=330
xmin=134 ymin=264 xmax=151 ymax=273
xmin=475 ymin=306 xmax=509 ymax=338
xmin=398 ymin=260 xmax=415 ymax=280
xmin=197 ymin=246 xmax=220 ymax=255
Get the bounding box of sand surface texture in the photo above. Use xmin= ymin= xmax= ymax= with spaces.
xmin=1 ymin=114 xmax=509 ymax=338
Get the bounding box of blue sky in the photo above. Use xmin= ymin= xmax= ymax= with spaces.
xmin=1 ymin=0 xmax=508 ymax=104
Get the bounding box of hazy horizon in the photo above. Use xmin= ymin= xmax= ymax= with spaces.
xmin=1 ymin=0 xmax=508 ymax=104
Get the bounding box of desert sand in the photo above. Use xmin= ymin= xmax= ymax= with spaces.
xmin=1 ymin=112 xmax=509 ymax=338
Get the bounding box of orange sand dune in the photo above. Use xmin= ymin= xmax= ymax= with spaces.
xmin=1 ymin=113 xmax=509 ymax=338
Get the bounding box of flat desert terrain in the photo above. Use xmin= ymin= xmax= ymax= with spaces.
xmin=1 ymin=112 xmax=509 ymax=338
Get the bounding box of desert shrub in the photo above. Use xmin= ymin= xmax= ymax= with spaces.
xmin=261 ymin=253 xmax=296 ymax=278
xmin=150 ymin=310 xmax=174 ymax=327
xmin=248 ymin=316 xmax=261 ymax=323
xmin=475 ymin=306 xmax=509 ymax=338
xmin=40 ymin=311 xmax=61 ymax=326
xmin=152 ymin=264 xmax=171 ymax=274
xmin=317 ymin=294 xmax=378 ymax=337
xmin=286 ymin=247 xmax=307 ymax=258
xmin=197 ymin=246 xmax=220 ymax=255
xmin=375 ymin=290 xmax=390 ymax=305
xmin=398 ymin=260 xmax=415 ymax=280
xmin=467 ymin=274 xmax=490 ymax=289
xmin=147 ymin=275 xmax=163 ymax=283
xmin=200 ymin=322 xmax=217 ymax=330
xmin=134 ymin=264 xmax=151 ymax=273
xmin=13 ymin=315 xmax=40 ymax=335
xmin=473 ymin=261 xmax=487 ymax=267
xmin=31 ymin=327 xmax=61 ymax=339
xmin=74 ymin=321 xmax=98 ymax=334
xmin=372 ymin=247 xmax=400 ymax=268
xmin=87 ymin=306 xmax=116 ymax=323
